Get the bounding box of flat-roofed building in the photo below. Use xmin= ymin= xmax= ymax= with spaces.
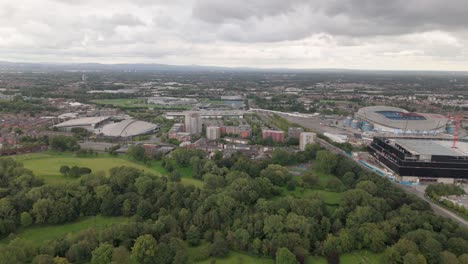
xmin=185 ymin=112 xmax=202 ymax=134
xmin=262 ymin=129 xmax=284 ymax=143
xmin=206 ymin=126 xmax=221 ymax=140
xmin=288 ymin=127 xmax=304 ymax=139
xmin=299 ymin=132 xmax=316 ymax=151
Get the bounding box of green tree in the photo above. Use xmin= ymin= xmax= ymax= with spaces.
xmin=186 ymin=225 xmax=201 ymax=246
xmin=127 ymin=145 xmax=146 ymax=162
xmin=31 ymin=255 xmax=54 ymax=264
xmin=20 ymin=212 xmax=33 ymax=227
xmin=315 ymin=150 xmax=338 ymax=174
xmin=210 ymin=232 xmax=228 ymax=257
xmin=131 ymin=235 xmax=158 ymax=264
xmin=440 ymin=251 xmax=459 ymax=264
xmin=275 ymin=247 xmax=298 ymax=264
xmin=91 ymin=243 xmax=113 ymax=264
xmin=59 ymin=165 xmax=70 ymax=176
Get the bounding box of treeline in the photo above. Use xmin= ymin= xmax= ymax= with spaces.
xmin=0 ymin=147 xmax=467 ymax=263
xmin=0 ymin=97 xmax=57 ymax=114
xmin=426 ymin=184 xmax=468 ymax=218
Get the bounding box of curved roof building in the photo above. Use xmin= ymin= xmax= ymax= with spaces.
xmin=356 ymin=106 xmax=448 ymax=134
xmin=101 ymin=119 xmax=159 ymax=137
xmin=54 ymin=116 xmax=111 ymax=131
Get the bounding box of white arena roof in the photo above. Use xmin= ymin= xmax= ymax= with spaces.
xmin=356 ymin=106 xmax=448 ymax=131
xmin=54 ymin=116 xmax=110 ymax=128
xmin=101 ymin=119 xmax=159 ymax=137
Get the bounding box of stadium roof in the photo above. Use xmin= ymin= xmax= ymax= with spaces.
xmin=356 ymin=106 xmax=448 ymax=131
xmin=101 ymin=119 xmax=159 ymax=137
xmin=391 ymin=139 xmax=468 ymax=157
xmin=54 ymin=116 xmax=110 ymax=128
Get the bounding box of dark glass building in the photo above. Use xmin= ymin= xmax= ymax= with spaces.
xmin=368 ymin=137 xmax=468 ymax=183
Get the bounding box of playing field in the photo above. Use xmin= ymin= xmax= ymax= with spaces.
xmin=306 ymin=250 xmax=384 ymax=264
xmin=196 ymin=252 xmax=273 ymax=264
xmin=1 ymin=216 xmax=127 ymax=245
xmin=289 ymin=188 xmax=342 ymax=205
xmin=13 ymin=152 xmax=203 ymax=187
xmin=91 ymin=98 xmax=191 ymax=110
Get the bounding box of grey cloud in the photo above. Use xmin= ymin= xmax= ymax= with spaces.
xmin=192 ymin=0 xmax=468 ymax=41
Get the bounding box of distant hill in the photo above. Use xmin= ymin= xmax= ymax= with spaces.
xmin=0 ymin=61 xmax=466 ymax=75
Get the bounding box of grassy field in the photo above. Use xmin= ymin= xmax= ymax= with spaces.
xmin=189 ymin=243 xmax=273 ymax=264
xmin=1 ymin=216 xmax=127 ymax=245
xmin=13 ymin=152 xmax=203 ymax=187
xmin=188 ymin=242 xmax=382 ymax=264
xmin=306 ymin=251 xmax=384 ymax=264
xmin=15 ymin=152 xmax=161 ymax=184
xmin=195 ymin=252 xmax=273 ymax=264
xmin=91 ymin=98 xmax=191 ymax=110
xmin=289 ymin=188 xmax=342 ymax=205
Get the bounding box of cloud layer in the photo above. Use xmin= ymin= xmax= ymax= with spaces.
xmin=0 ymin=0 xmax=467 ymax=70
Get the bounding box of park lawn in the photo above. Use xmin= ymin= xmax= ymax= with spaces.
xmin=195 ymin=252 xmax=273 ymax=264
xmin=1 ymin=216 xmax=127 ymax=245
xmin=13 ymin=152 xmax=203 ymax=187
xmin=306 ymin=251 xmax=384 ymax=264
xmin=16 ymin=153 xmax=159 ymax=184
xmin=289 ymin=188 xmax=342 ymax=205
xmin=189 ymin=243 xmax=273 ymax=264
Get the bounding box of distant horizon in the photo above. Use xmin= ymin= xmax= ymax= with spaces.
xmin=1 ymin=60 xmax=468 ymax=74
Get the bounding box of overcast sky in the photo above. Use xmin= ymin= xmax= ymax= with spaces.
xmin=1 ymin=0 xmax=468 ymax=70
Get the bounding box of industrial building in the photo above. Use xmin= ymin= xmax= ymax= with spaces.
xmin=185 ymin=112 xmax=202 ymax=134
xmin=206 ymin=126 xmax=221 ymax=140
xmin=100 ymin=119 xmax=159 ymax=138
xmin=262 ymin=129 xmax=285 ymax=143
xmin=299 ymin=132 xmax=316 ymax=151
xmin=351 ymin=106 xmax=449 ymax=135
xmin=54 ymin=116 xmax=111 ymax=131
xmin=369 ymin=137 xmax=468 ymax=183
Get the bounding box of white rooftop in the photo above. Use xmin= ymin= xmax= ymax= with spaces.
xmin=54 ymin=116 xmax=110 ymax=128
xmin=101 ymin=119 xmax=159 ymax=137
xmin=392 ymin=139 xmax=468 ymax=157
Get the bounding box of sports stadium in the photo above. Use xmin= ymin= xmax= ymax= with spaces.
xmin=353 ymin=106 xmax=449 ymax=135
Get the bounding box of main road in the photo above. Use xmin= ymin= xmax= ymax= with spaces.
xmin=275 ymin=113 xmax=468 ymax=228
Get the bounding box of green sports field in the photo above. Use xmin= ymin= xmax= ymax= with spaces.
xmin=91 ymin=98 xmax=191 ymax=110
xmin=1 ymin=216 xmax=127 ymax=245
xmin=13 ymin=152 xmax=203 ymax=187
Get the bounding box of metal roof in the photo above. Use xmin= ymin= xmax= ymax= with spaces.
xmin=54 ymin=116 xmax=110 ymax=128
xmin=101 ymin=119 xmax=159 ymax=137
xmin=356 ymin=106 xmax=448 ymax=131
xmin=392 ymin=139 xmax=468 ymax=156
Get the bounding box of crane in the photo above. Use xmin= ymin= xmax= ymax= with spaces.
xmin=452 ymin=116 xmax=461 ymax=148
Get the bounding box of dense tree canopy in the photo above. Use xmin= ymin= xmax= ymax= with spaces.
xmin=0 ymin=146 xmax=467 ymax=264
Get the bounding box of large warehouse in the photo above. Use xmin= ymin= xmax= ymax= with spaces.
xmin=100 ymin=119 xmax=159 ymax=138
xmin=354 ymin=106 xmax=449 ymax=135
xmin=369 ymin=137 xmax=468 ymax=183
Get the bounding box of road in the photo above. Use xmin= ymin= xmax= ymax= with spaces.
xmin=398 ymin=185 xmax=468 ymax=228
xmin=315 ymin=136 xmax=468 ymax=228
xmin=272 ymin=114 xmax=468 ymax=228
